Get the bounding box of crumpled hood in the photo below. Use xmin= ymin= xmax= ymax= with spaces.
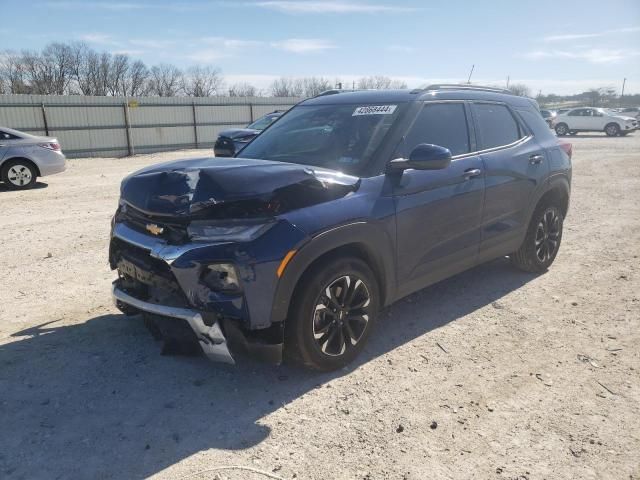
xmin=217 ymin=128 xmax=261 ymax=140
xmin=120 ymin=157 xmax=360 ymax=218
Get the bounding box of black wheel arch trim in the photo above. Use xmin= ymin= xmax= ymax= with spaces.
xmin=531 ymin=174 xmax=571 ymax=219
xmin=269 ymin=221 xmax=396 ymax=325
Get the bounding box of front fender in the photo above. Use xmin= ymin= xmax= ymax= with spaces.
xmin=269 ymin=221 xmax=396 ymax=325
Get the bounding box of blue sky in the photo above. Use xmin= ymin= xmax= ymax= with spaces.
xmin=2 ymin=0 xmax=639 ymax=94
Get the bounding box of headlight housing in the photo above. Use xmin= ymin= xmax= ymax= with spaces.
xmin=202 ymin=263 xmax=240 ymax=292
xmin=187 ymin=219 xmax=274 ymax=242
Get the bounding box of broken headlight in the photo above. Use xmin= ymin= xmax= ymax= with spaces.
xmin=202 ymin=263 xmax=240 ymax=292
xmin=187 ymin=220 xmax=274 ymax=242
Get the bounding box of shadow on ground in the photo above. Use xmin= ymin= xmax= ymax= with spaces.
xmin=0 ymin=181 xmax=48 ymax=193
xmin=0 ymin=258 xmax=536 ymax=479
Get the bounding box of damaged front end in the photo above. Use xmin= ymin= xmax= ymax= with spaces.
xmin=109 ymin=157 xmax=359 ymax=364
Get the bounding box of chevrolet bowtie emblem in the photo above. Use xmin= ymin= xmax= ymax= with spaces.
xmin=146 ymin=223 xmax=164 ymax=235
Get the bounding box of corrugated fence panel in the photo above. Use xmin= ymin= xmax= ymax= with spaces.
xmin=196 ymin=105 xmax=252 ymax=125
xmin=0 ymin=105 xmax=43 ymax=131
xmin=0 ymin=95 xmax=301 ymax=158
xmin=130 ymin=105 xmax=192 ymax=126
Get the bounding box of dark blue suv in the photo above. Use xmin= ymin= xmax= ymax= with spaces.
xmin=109 ymin=85 xmax=572 ymax=371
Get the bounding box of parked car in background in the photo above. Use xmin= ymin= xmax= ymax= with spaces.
xmin=554 ymin=107 xmax=637 ymax=136
xmin=619 ymin=107 xmax=640 ymax=120
xmin=540 ymin=109 xmax=556 ymax=128
xmin=0 ymin=127 xmax=66 ymax=189
xmin=110 ymin=85 xmax=572 ymax=370
xmin=213 ymin=111 xmax=285 ymax=157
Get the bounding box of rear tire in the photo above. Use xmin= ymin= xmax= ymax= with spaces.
xmin=1 ymin=159 xmax=37 ymax=190
xmin=604 ymin=123 xmax=620 ymax=137
xmin=511 ymin=202 xmax=564 ymax=273
xmin=285 ymin=257 xmax=380 ymax=371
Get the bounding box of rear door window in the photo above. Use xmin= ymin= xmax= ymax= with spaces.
xmin=403 ymin=102 xmax=470 ymax=157
xmin=471 ymin=103 xmax=523 ymax=150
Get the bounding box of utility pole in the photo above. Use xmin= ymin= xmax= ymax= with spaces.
xmin=620 ymin=77 xmax=627 ymax=106
xmin=506 ymin=76 xmax=510 ymax=89
xmin=467 ymin=64 xmax=475 ymax=84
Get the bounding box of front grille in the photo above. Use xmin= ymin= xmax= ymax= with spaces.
xmin=111 ymin=237 xmax=185 ymax=304
xmin=120 ymin=204 xmax=189 ymax=244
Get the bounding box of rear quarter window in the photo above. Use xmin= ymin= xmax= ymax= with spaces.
xmin=517 ymin=108 xmax=555 ymax=140
xmin=471 ymin=103 xmax=523 ymax=150
xmin=0 ymin=130 xmax=20 ymax=140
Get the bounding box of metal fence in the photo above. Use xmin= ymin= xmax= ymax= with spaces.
xmin=0 ymin=94 xmax=302 ymax=158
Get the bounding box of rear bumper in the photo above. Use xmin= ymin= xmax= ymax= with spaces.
xmin=112 ymin=283 xmax=234 ymax=364
xmin=37 ymin=153 xmax=66 ymax=176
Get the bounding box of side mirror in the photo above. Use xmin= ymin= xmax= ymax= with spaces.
xmin=387 ymin=143 xmax=452 ymax=172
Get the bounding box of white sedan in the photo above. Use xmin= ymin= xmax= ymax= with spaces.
xmin=554 ymin=107 xmax=637 ymax=137
xmin=0 ymin=127 xmax=66 ymax=189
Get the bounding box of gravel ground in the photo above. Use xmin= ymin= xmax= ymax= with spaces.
xmin=0 ymin=134 xmax=639 ymax=480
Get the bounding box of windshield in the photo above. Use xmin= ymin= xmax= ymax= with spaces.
xmin=238 ymin=103 xmax=405 ymax=175
xmin=247 ymin=114 xmax=280 ymax=130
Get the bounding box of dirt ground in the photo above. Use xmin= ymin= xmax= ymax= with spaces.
xmin=1 ymin=134 xmax=639 ymax=480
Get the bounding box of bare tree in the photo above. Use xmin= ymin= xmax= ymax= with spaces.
xmin=0 ymin=51 xmax=31 ymax=94
xmin=357 ymin=75 xmax=407 ymax=90
xmin=68 ymin=42 xmax=93 ymax=95
xmin=301 ymin=77 xmax=333 ymax=97
xmin=508 ymin=83 xmax=531 ymax=97
xmin=107 ymin=54 xmax=130 ymax=96
xmin=42 ymin=43 xmax=74 ymax=94
xmin=1 ymin=41 xmax=225 ymax=98
xmin=148 ymin=64 xmax=183 ymax=97
xmin=228 ymin=82 xmax=258 ymax=97
xmin=123 ymin=60 xmax=149 ymax=96
xmin=270 ymin=77 xmax=304 ymax=97
xmin=182 ymin=66 xmax=223 ymax=97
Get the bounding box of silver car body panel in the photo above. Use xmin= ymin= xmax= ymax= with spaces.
xmin=0 ymin=126 xmax=66 ymax=177
xmin=112 ymin=285 xmax=235 ymax=364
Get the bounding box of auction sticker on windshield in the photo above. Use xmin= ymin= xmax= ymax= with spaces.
xmin=352 ymin=105 xmax=397 ymax=116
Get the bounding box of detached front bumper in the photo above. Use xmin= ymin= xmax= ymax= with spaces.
xmin=112 ymin=283 xmax=234 ymax=363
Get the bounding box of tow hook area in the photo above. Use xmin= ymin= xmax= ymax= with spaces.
xmin=112 ymin=284 xmax=234 ymax=364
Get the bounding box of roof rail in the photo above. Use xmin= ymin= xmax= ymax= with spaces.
xmin=315 ymin=89 xmax=343 ymax=97
xmin=424 ymin=84 xmax=513 ymax=95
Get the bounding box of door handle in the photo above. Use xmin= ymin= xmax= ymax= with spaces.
xmin=463 ymin=168 xmax=482 ymax=179
xmin=529 ymin=154 xmax=544 ymax=165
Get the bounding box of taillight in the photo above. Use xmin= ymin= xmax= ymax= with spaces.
xmin=558 ymin=141 xmax=572 ymax=160
xmin=39 ymin=142 xmax=61 ymax=152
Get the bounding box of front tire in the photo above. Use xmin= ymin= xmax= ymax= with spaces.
xmin=604 ymin=123 xmax=620 ymax=137
xmin=511 ymin=203 xmax=564 ymax=273
xmin=555 ymin=123 xmax=569 ymax=136
xmin=285 ymin=257 xmax=380 ymax=371
xmin=1 ymin=159 xmax=37 ymax=190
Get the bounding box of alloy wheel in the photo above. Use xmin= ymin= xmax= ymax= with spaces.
xmin=535 ymin=208 xmax=561 ymax=263
xmin=312 ymin=275 xmax=371 ymax=356
xmin=7 ymin=164 xmax=33 ymax=187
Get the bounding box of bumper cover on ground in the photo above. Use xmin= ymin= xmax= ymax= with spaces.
xmin=112 ymin=284 xmax=234 ymax=364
